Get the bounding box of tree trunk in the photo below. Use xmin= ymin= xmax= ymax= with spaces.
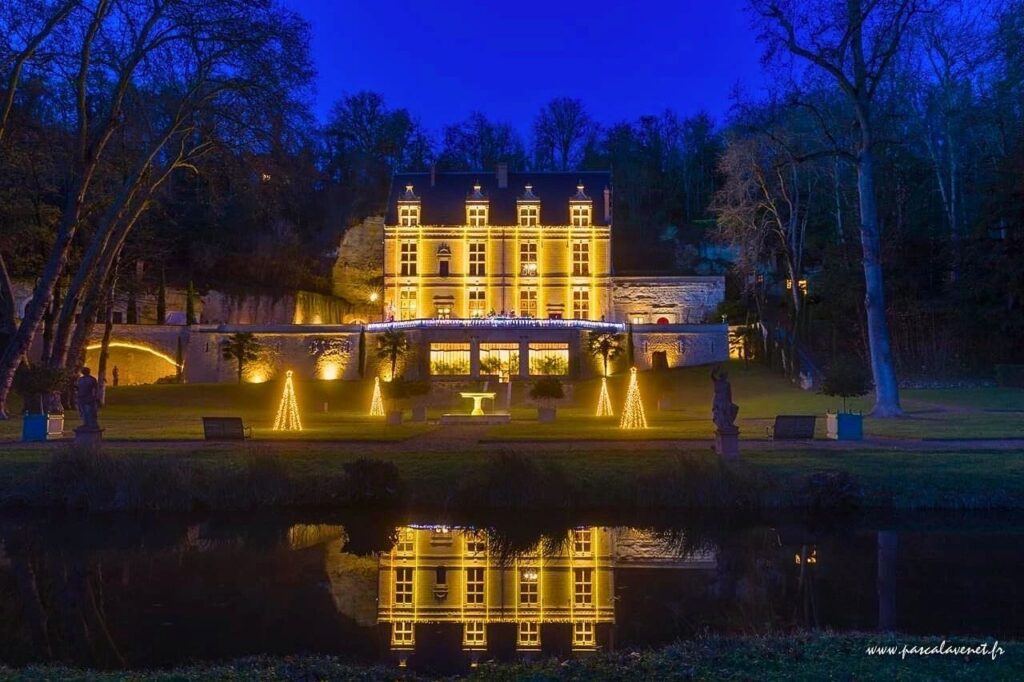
xmin=237 ymin=358 xmax=243 ymax=384
xmin=0 ymin=253 xmax=17 ymax=418
xmin=856 ymin=149 xmax=901 ymax=416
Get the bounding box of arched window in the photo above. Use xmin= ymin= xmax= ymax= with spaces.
xmin=656 ymin=316 xmax=670 ymax=325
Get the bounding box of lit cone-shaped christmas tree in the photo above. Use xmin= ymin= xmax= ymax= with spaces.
xmin=619 ymin=367 xmax=647 ymax=429
xmin=369 ymin=376 xmax=385 ymax=416
xmin=596 ymin=376 xmax=613 ymax=417
xmin=273 ymin=370 xmax=302 ymax=431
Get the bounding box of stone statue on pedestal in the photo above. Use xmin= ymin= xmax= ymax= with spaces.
xmin=711 ymin=365 xmax=740 ymax=458
xmin=74 ymin=367 xmax=103 ymax=445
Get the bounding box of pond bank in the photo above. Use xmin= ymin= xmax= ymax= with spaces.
xmin=1 ymin=441 xmax=1023 ymax=511
xmin=2 ymin=634 xmax=1020 ymax=680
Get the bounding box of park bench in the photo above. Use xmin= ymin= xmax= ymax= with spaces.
xmin=767 ymin=415 xmax=816 ymax=440
xmin=202 ymin=417 xmax=252 ymax=440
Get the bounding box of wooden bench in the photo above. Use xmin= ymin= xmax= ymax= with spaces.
xmin=767 ymin=415 xmax=816 ymax=440
xmin=202 ymin=417 xmax=252 ymax=440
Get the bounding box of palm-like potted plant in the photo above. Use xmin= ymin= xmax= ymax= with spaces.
xmin=530 ymin=376 xmax=564 ymax=422
xmin=14 ymin=363 xmax=72 ymax=442
xmin=820 ymin=357 xmax=872 ymax=440
xmin=375 ymin=330 xmax=408 ymax=382
xmin=587 ymin=332 xmax=624 ymax=378
xmin=221 ymin=332 xmax=261 ymax=383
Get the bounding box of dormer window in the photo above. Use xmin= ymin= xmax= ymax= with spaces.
xmin=466 ymin=183 xmax=488 ymax=226
xmin=518 ymin=184 xmax=540 ymax=226
xmin=398 ymin=184 xmax=420 ymax=226
xmin=570 ymin=183 xmax=592 ymax=227
xmin=399 ymin=205 xmax=419 ymax=227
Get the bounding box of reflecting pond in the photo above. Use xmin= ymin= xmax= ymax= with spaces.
xmin=0 ymin=510 xmax=1022 ymax=675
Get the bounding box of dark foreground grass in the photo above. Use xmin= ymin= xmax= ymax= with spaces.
xmin=2 ymin=634 xmax=1020 ymax=681
xmin=2 ymin=442 xmax=1023 ymax=511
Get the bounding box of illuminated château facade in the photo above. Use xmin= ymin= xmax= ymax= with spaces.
xmin=383 ymin=168 xmax=612 ymax=322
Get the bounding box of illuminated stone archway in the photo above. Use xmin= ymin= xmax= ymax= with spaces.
xmin=83 ymin=341 xmax=181 ymax=385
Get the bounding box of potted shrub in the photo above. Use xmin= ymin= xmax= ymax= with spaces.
xmin=405 ymin=380 xmax=432 ymax=422
xmin=820 ymin=357 xmax=872 ymax=441
xmin=14 ymin=364 xmax=72 ymax=442
xmin=530 ymin=376 xmax=564 ymax=423
xmin=381 ymin=379 xmax=406 ymax=426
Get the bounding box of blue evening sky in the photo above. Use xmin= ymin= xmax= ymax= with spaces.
xmin=283 ymin=0 xmax=766 ymax=133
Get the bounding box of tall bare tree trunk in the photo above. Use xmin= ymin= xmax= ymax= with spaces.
xmin=0 ymin=253 xmax=17 ymax=419
xmin=857 ymin=149 xmax=901 ymax=416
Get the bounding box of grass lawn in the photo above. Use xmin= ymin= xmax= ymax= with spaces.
xmin=1 ymin=361 xmax=1022 ymax=444
xmin=2 ymin=634 xmax=1020 ymax=681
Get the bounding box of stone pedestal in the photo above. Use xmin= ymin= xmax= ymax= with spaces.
xmin=714 ymin=428 xmax=740 ymax=459
xmin=74 ymin=426 xmax=104 ymax=449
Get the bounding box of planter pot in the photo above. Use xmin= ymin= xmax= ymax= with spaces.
xmin=22 ymin=413 xmax=64 ymax=442
xmin=386 ymin=410 xmax=404 ymax=426
xmin=537 ymin=406 xmax=557 ymax=423
xmin=411 ymin=405 xmax=427 ymax=422
xmin=827 ymin=412 xmax=863 ymax=441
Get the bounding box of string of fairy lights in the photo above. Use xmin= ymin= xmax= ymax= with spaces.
xmin=370 ymin=376 xmax=385 ymax=416
xmin=273 ymin=370 xmax=303 ymax=431
xmin=596 ymin=377 xmax=613 ymax=417
xmin=619 ymin=367 xmax=648 ymax=429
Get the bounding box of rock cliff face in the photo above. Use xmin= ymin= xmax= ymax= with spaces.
xmin=611 ymin=276 xmax=724 ymax=324
xmin=331 ymin=217 xmax=384 ymax=323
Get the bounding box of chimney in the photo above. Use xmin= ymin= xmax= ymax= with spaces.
xmin=603 ymin=187 xmax=612 ymax=223
xmin=430 ymin=163 xmax=437 ymax=187
xmin=496 ymin=163 xmax=508 ymax=189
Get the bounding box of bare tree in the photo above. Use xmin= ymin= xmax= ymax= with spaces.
xmin=714 ymin=131 xmax=815 ymax=376
xmin=749 ymin=0 xmax=930 ymax=416
xmin=0 ymin=0 xmax=312 ymax=414
xmin=532 ymin=97 xmax=597 ymax=171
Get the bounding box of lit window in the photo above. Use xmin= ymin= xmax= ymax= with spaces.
xmin=573 ymin=528 xmax=592 ymax=555
xmin=519 ymin=568 xmax=539 ymax=604
xmin=519 ymin=204 xmax=539 ymax=226
xmin=469 ymin=242 xmax=486 ymax=276
xmin=529 ymin=343 xmax=568 ymax=375
xmin=518 ymin=621 xmax=540 ymax=648
xmin=400 ymin=241 xmax=417 ymax=276
xmin=395 ymin=567 xmax=414 ymax=604
xmin=429 ymin=343 xmax=470 ymax=375
xmin=631 ymin=315 xmax=644 ymax=325
xmin=468 ymin=205 xmax=488 ymax=226
xmin=466 ymin=567 xmax=485 ymax=604
xmin=396 ymin=528 xmax=415 ymax=555
xmin=392 ymin=621 xmax=415 ymax=646
xmin=572 ymin=241 xmax=589 ymax=276
xmin=399 ymin=288 xmax=417 ymax=320
xmin=571 ymin=205 xmax=591 ymax=227
xmin=480 ymin=343 xmax=520 ymax=377
xmin=435 ymin=304 xmax=452 ymax=319
xmin=519 ymin=289 xmax=537 ymax=318
xmin=466 ymin=534 xmax=486 ymax=555
xmin=464 ymin=621 xmax=487 ymax=647
xmin=399 ymin=205 xmax=419 ymax=227
xmin=574 ymin=568 xmax=593 ymax=605
xmin=572 ymin=288 xmax=589 ymax=320
xmin=573 ymin=621 xmax=595 ymax=648
xmin=469 ymin=288 xmax=486 ymax=318
xmin=520 ymin=241 xmax=538 ymax=275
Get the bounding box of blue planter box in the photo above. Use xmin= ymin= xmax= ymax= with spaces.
xmin=827 ymin=412 xmax=863 ymax=441
xmin=22 ymin=414 xmax=65 ymax=442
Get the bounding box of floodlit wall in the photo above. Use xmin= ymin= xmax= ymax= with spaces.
xmin=610 ymin=276 xmax=725 ymax=324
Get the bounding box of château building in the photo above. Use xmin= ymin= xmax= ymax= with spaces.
xmin=383 ymin=168 xmax=612 ymax=322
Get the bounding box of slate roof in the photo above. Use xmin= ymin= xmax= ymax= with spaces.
xmin=386 ymin=170 xmax=612 ymax=227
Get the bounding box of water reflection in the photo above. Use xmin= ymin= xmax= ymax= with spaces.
xmin=0 ymin=512 xmax=1021 ymax=674
xmin=378 ymin=526 xmax=714 ymax=666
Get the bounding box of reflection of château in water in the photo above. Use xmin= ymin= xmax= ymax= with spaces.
xmin=378 ymin=526 xmax=715 ymax=664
